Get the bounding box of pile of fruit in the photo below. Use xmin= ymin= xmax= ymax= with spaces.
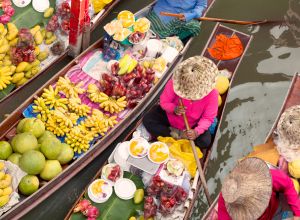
xmin=145 ymin=175 xmax=187 ymax=218
xmin=31 ymin=76 xmax=118 ymax=153
xmin=0 ymin=162 xmax=13 ymax=207
xmin=0 ymin=118 xmax=74 ymax=197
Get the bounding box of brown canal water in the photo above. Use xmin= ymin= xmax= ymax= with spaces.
xmin=4 ymin=0 xmax=300 ymax=219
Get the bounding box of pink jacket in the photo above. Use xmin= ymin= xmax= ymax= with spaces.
xmin=218 ymin=169 xmax=300 ymax=219
xmin=160 ymin=79 xmax=218 ymax=135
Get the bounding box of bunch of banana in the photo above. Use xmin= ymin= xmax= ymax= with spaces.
xmin=56 ymin=76 xmax=85 ymax=98
xmin=87 ymin=84 xmax=109 ymax=103
xmin=42 ymin=85 xmax=68 ymax=109
xmin=65 ymin=125 xmax=96 ymax=153
xmin=33 ymin=97 xmax=51 ymax=122
xmin=68 ymin=97 xmax=91 ymax=117
xmin=0 ymin=162 xmax=13 ymax=207
xmin=99 ymin=96 xmax=127 ymax=114
xmin=83 ymin=109 xmax=111 ymax=136
xmin=0 ymin=66 xmax=13 ymax=90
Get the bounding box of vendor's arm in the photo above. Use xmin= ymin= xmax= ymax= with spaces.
xmin=184 ymin=0 xmax=207 ymax=22
xmin=271 ymin=169 xmax=300 ymax=216
xmin=194 ymin=90 xmax=218 ymax=135
xmin=160 ymin=80 xmax=177 ymax=113
xmin=218 ymin=193 xmax=232 ymax=220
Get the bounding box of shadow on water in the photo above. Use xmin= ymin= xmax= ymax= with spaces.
xmin=191 ymin=0 xmax=300 ymax=218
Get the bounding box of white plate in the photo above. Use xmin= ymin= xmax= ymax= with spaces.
xmin=88 ymin=179 xmax=113 ymax=203
xmin=32 ymin=0 xmax=50 ymax=12
xmin=114 ymin=178 xmax=136 ymax=200
xmin=128 ymin=137 xmax=150 ymax=159
xmin=13 ymin=0 xmax=31 ymax=7
xmin=148 ymin=142 xmax=169 ymax=164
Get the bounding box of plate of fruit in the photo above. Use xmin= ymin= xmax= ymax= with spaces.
xmin=101 ymin=163 xmax=123 ymax=185
xmin=128 ymin=137 xmax=150 ymax=158
xmin=148 ymin=142 xmax=169 ymax=164
xmin=128 ymin=31 xmax=146 ymax=45
xmin=88 ymin=179 xmax=113 ymax=203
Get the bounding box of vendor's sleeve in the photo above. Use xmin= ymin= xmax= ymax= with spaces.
xmin=218 ymin=193 xmax=232 ymax=220
xmin=160 ymin=80 xmax=177 ymax=113
xmin=184 ymin=0 xmax=207 ymax=22
xmin=194 ymin=90 xmax=218 ymax=135
xmin=271 ymin=169 xmax=300 ymax=216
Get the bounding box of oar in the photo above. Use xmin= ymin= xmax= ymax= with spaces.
xmin=160 ymin=12 xmax=277 ymax=25
xmin=179 ymin=99 xmax=212 ymax=205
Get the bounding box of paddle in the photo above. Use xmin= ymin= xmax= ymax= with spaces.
xmin=160 ymin=12 xmax=277 ymax=25
xmin=179 ymin=99 xmax=212 ymax=205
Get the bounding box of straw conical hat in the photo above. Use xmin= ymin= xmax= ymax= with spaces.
xmin=221 ymin=158 xmax=272 ymax=220
xmin=276 ymin=105 xmax=300 ymax=162
xmin=172 ymin=56 xmax=219 ymax=100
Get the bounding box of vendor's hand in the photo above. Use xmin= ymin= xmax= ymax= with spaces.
xmin=174 ymin=106 xmax=186 ymax=115
xmin=184 ymin=129 xmax=199 ymax=140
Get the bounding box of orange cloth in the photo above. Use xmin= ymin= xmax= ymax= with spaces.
xmin=247 ymin=141 xmax=280 ymax=166
xmin=208 ymin=34 xmax=244 ymax=60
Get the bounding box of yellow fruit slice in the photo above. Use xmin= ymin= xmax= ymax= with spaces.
xmin=133 ymin=18 xmax=151 ymax=33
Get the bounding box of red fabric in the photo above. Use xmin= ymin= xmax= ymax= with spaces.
xmin=159 ymin=79 xmax=218 ymax=135
xmin=218 ymin=169 xmax=300 ymax=219
xmin=208 ymin=34 xmax=243 ymax=60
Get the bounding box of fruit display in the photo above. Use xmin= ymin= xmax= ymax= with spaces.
xmin=88 ymin=179 xmax=112 ymax=203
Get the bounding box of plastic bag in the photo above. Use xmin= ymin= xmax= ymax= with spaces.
xmin=157 ymin=137 xmax=203 ymax=177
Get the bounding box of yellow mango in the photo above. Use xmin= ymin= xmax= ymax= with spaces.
xmin=31 ymin=59 xmax=40 ymax=67
xmin=0 ymin=54 xmax=5 ymax=61
xmin=34 ymin=46 xmax=40 ymax=56
xmin=0 ymin=174 xmax=12 ymax=189
xmin=0 ymin=45 xmax=9 ymax=54
xmin=16 ymin=77 xmax=28 ymax=87
xmin=44 ymin=8 xmax=54 ymax=18
xmin=24 ymin=63 xmax=32 ymax=71
xmin=34 ymin=31 xmax=43 ymax=45
xmin=0 ymin=66 xmax=11 ymax=74
xmin=0 ymin=189 xmax=3 ymax=197
xmin=9 ymin=38 xmax=18 ymax=47
xmin=16 ymin=62 xmax=29 ymax=73
xmin=3 ymin=55 xmax=10 ymax=61
xmin=0 ymin=24 xmax=5 ymax=36
xmin=12 ymin=72 xmax=25 ymax=83
xmin=6 ymin=23 xmax=18 ymax=41
xmin=0 ymin=195 xmax=9 ymax=207
xmin=30 ymin=25 xmax=40 ymax=36
xmin=2 ymin=187 xmax=12 ymax=196
xmin=37 ymin=51 xmax=49 ymax=61
xmin=41 ymin=29 xmax=46 ymax=38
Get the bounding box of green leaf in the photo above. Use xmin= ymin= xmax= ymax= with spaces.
xmin=1 ymin=0 xmax=56 ymax=29
xmin=0 ymin=83 xmax=15 ymax=100
xmin=70 ymin=172 xmax=145 ymax=220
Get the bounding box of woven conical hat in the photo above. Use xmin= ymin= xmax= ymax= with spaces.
xmin=276 ymin=105 xmax=300 ymax=161
xmin=172 ymin=56 xmax=218 ymax=100
xmin=221 ymin=158 xmax=272 ymax=220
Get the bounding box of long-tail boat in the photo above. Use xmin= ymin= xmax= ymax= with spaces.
xmin=0 ymin=0 xmax=121 ymax=104
xmin=202 ymin=73 xmax=300 ymax=220
xmin=0 ymin=2 xmax=200 ymax=219
xmin=64 ymin=23 xmax=252 ymax=220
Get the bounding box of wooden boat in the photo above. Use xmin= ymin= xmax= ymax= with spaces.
xmin=64 ymin=24 xmax=252 ymax=220
xmin=202 ymin=73 xmax=300 ymax=220
xmin=0 ymin=3 xmax=195 ymax=219
xmin=0 ymin=0 xmax=121 ymax=104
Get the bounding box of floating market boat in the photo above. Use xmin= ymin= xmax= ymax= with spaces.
xmin=0 ymin=4 xmax=197 ymax=219
xmin=0 ymin=0 xmax=121 ymax=103
xmin=64 ymin=24 xmax=252 ymax=220
xmin=202 ymin=73 xmax=300 ymax=220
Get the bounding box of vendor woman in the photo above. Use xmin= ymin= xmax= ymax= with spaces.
xmin=143 ymin=56 xmax=218 ymax=149
xmin=218 ymin=157 xmax=300 ymax=220
xmin=147 ymin=0 xmax=207 ymax=40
